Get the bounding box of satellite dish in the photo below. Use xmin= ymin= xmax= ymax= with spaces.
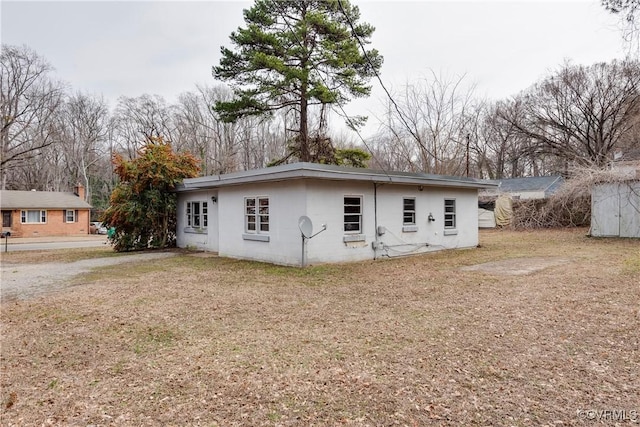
xmin=298 ymin=215 xmax=313 ymax=238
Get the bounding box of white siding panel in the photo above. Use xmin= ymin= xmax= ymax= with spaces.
xmin=591 ymin=183 xmax=621 ymax=237
xmin=620 ymin=182 xmax=640 ymax=238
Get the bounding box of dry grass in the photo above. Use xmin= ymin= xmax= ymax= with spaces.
xmin=1 ymin=229 xmax=639 ymax=426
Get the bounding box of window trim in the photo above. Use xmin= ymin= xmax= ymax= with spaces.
xmin=244 ymin=196 xmax=269 ymax=235
xmin=21 ymin=210 xmax=47 ymax=224
xmin=444 ymin=198 xmax=456 ymax=230
xmin=344 ymin=195 xmax=363 ymax=234
xmin=65 ymin=209 xmax=76 ymax=223
xmin=186 ymin=201 xmax=208 ymax=230
xmin=403 ymin=197 xmax=416 ymax=226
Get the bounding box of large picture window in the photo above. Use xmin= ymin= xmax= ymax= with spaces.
xmin=444 ymin=199 xmax=456 ymax=229
xmin=344 ymin=196 xmax=362 ymax=233
xmin=21 ymin=210 xmax=47 ymax=224
xmin=186 ymin=201 xmax=208 ymax=229
xmin=245 ymin=197 xmax=269 ymax=234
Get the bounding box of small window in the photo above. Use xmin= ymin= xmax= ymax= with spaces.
xmin=444 ymin=199 xmax=456 ymax=229
xmin=403 ymin=198 xmax=416 ymax=225
xmin=186 ymin=201 xmax=208 ymax=229
xmin=65 ymin=210 xmax=76 ymax=223
xmin=344 ymin=196 xmax=362 ymax=233
xmin=245 ymin=197 xmax=269 ymax=234
xmin=21 ymin=210 xmax=47 ymax=224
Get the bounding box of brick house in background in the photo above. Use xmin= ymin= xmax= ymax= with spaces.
xmin=0 ymin=185 xmax=92 ymax=237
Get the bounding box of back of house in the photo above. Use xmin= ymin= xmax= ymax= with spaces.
xmin=176 ymin=163 xmax=496 ymax=266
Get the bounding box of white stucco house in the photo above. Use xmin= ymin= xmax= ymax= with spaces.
xmin=175 ymin=162 xmax=496 ymax=266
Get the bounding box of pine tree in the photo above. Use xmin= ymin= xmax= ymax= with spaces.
xmin=213 ymin=0 xmax=382 ymax=163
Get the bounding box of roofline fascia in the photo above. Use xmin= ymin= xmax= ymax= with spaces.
xmin=177 ymin=168 xmax=497 ymax=191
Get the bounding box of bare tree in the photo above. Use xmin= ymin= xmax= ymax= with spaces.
xmin=375 ymin=71 xmax=477 ymax=174
xmin=175 ymin=85 xmax=242 ymax=174
xmin=58 ymin=92 xmax=110 ymax=202
xmin=603 ymin=0 xmax=640 ymax=57
xmin=478 ymin=101 xmax=537 ymax=179
xmin=111 ymin=94 xmax=177 ymax=158
xmin=0 ymin=44 xmax=65 ymax=189
xmin=498 ymin=60 xmax=640 ymax=169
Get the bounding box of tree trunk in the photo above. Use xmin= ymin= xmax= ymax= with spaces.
xmin=299 ymin=82 xmax=310 ymax=162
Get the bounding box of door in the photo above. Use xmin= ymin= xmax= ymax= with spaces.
xmin=2 ymin=210 xmax=12 ymax=228
xmin=619 ymin=182 xmax=640 ymax=238
xmin=591 ymin=183 xmax=620 ymax=236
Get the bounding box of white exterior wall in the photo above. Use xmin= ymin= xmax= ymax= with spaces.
xmin=304 ymin=181 xmax=376 ymax=264
xmin=304 ymin=182 xmax=479 ymax=264
xmin=217 ymin=181 xmax=307 ymax=265
xmin=374 ymin=185 xmax=479 ymax=257
xmin=176 ymin=189 xmax=219 ymax=251
xmin=177 ymin=179 xmax=481 ymax=266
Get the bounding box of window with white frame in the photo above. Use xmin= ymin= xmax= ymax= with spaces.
xmin=21 ymin=210 xmax=47 ymax=224
xmin=65 ymin=210 xmax=77 ymax=223
xmin=245 ymin=197 xmax=269 ymax=233
xmin=444 ymin=199 xmax=456 ymax=229
xmin=186 ymin=201 xmax=208 ymax=229
xmin=403 ymin=198 xmax=416 ymax=225
xmin=344 ymin=196 xmax=362 ymax=233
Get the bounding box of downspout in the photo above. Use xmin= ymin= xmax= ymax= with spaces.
xmin=373 ymin=182 xmax=378 ymax=260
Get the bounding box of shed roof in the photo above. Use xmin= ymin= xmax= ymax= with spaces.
xmin=0 ymin=190 xmax=92 ymax=209
xmin=178 ymin=162 xmax=497 ymax=191
xmin=487 ymin=176 xmax=564 ymax=194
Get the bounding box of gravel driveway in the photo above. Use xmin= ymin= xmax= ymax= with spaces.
xmin=1 ymin=252 xmax=177 ymax=302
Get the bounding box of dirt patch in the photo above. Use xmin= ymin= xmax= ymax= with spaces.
xmin=0 ymin=252 xmax=177 ymax=302
xmin=460 ymin=256 xmax=572 ymax=275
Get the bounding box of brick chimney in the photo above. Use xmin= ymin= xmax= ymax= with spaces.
xmin=74 ymin=184 xmax=85 ymax=200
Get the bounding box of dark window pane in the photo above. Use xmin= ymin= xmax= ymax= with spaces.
xmin=344 ymin=223 xmax=360 ymax=231
xmin=404 ymin=198 xmax=415 ymax=210
xmin=344 ymin=197 xmax=361 ymax=205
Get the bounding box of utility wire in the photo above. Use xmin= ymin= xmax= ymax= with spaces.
xmin=275 ymin=1 xmax=394 ymax=182
xmin=336 ymin=0 xmax=437 ymax=161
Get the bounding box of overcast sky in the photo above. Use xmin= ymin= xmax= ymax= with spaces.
xmin=1 ymin=0 xmax=627 ymax=136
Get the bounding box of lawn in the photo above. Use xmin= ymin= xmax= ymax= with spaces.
xmin=1 ymin=229 xmax=638 ymax=426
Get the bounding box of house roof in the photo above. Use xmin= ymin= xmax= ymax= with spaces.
xmin=486 ymin=176 xmax=564 ymax=195
xmin=0 ymin=190 xmax=92 ymax=209
xmin=178 ymin=162 xmax=497 ymax=191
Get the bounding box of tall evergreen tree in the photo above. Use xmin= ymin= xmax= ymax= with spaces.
xmin=213 ymin=0 xmax=382 ymax=163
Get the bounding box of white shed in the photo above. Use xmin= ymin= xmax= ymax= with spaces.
xmin=176 ymin=162 xmax=496 ymax=266
xmin=591 ymin=180 xmax=640 ymax=238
